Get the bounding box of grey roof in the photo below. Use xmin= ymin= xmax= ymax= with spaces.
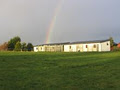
xmin=34 ymin=39 xmax=110 ymax=46
xmin=70 ymin=39 xmax=110 ymax=44
xmin=42 ymin=42 xmax=70 ymax=45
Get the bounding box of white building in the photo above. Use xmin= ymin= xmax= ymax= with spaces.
xmin=64 ymin=40 xmax=110 ymax=52
xmin=34 ymin=39 xmax=110 ymax=52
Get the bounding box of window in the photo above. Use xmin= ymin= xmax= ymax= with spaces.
xmin=107 ymin=43 xmax=109 ymax=45
xmin=94 ymin=45 xmax=96 ymax=48
xmin=86 ymin=45 xmax=88 ymax=48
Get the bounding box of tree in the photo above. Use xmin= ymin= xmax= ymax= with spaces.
xmin=14 ymin=41 xmax=21 ymax=51
xmin=8 ymin=36 xmax=21 ymax=50
xmin=0 ymin=42 xmax=8 ymax=51
xmin=109 ymin=37 xmax=114 ymax=47
xmin=8 ymin=40 xmax=14 ymax=50
xmin=27 ymin=43 xmax=33 ymax=51
xmin=21 ymin=42 xmax=27 ymax=51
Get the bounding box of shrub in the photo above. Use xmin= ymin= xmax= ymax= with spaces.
xmin=14 ymin=41 xmax=21 ymax=51
xmin=113 ymin=46 xmax=120 ymax=51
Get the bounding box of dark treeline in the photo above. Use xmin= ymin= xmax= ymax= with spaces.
xmin=0 ymin=36 xmax=33 ymax=51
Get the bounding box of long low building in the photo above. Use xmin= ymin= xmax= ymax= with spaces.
xmin=34 ymin=39 xmax=111 ymax=52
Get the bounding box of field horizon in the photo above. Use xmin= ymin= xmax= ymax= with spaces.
xmin=0 ymin=51 xmax=120 ymax=90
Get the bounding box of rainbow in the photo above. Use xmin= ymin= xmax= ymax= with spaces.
xmin=45 ymin=0 xmax=65 ymax=44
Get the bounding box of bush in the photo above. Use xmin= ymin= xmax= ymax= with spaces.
xmin=8 ymin=36 xmax=21 ymax=50
xmin=27 ymin=43 xmax=33 ymax=51
xmin=14 ymin=41 xmax=21 ymax=51
xmin=0 ymin=42 xmax=8 ymax=51
xmin=113 ymin=46 xmax=120 ymax=51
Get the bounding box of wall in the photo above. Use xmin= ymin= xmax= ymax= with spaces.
xmin=64 ymin=44 xmax=77 ymax=52
xmin=35 ymin=45 xmax=64 ymax=52
xmin=64 ymin=42 xmax=109 ymax=52
xmin=101 ymin=41 xmax=110 ymax=51
xmin=76 ymin=44 xmax=83 ymax=52
xmin=34 ymin=46 xmax=39 ymax=52
xmin=34 ymin=41 xmax=111 ymax=52
xmin=82 ymin=43 xmax=99 ymax=52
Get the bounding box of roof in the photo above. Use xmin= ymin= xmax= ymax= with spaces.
xmin=34 ymin=39 xmax=110 ymax=46
xmin=34 ymin=42 xmax=70 ymax=46
xmin=42 ymin=42 xmax=70 ymax=45
xmin=70 ymin=39 xmax=110 ymax=44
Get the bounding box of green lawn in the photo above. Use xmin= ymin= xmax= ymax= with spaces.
xmin=0 ymin=52 xmax=120 ymax=90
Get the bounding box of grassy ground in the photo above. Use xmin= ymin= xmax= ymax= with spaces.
xmin=0 ymin=51 xmax=120 ymax=90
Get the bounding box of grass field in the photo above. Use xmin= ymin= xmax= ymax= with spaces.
xmin=0 ymin=51 xmax=120 ymax=90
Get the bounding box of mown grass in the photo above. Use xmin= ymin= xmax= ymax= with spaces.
xmin=0 ymin=51 xmax=120 ymax=90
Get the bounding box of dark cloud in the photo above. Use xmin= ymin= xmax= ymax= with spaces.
xmin=0 ymin=0 xmax=120 ymax=45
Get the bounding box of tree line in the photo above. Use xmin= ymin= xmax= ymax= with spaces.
xmin=0 ymin=36 xmax=33 ymax=51
xmin=0 ymin=36 xmax=117 ymax=51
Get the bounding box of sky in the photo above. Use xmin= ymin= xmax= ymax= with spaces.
xmin=0 ymin=0 xmax=120 ymax=45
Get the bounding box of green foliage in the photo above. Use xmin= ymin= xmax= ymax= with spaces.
xmin=8 ymin=36 xmax=21 ymax=50
xmin=7 ymin=36 xmax=33 ymax=51
xmin=0 ymin=52 xmax=120 ymax=89
xmin=21 ymin=42 xmax=27 ymax=51
xmin=14 ymin=41 xmax=21 ymax=51
xmin=109 ymin=37 xmax=114 ymax=47
xmin=27 ymin=43 xmax=33 ymax=51
xmin=113 ymin=46 xmax=120 ymax=51
xmin=8 ymin=40 xmax=14 ymax=50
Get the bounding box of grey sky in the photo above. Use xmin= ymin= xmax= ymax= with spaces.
xmin=0 ymin=0 xmax=120 ymax=45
